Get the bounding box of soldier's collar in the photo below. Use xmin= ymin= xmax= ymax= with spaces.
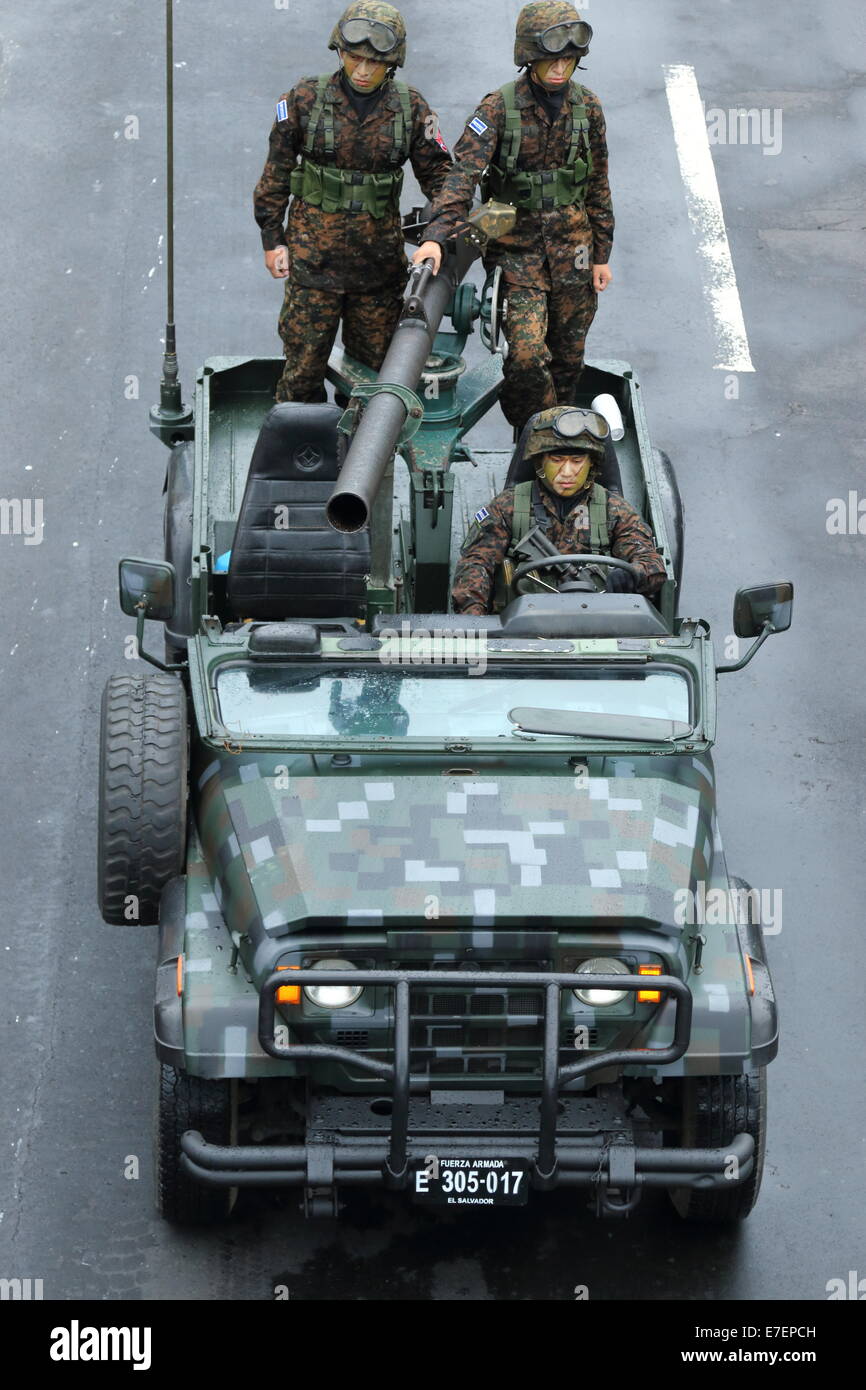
xmin=517 ymin=70 xmax=580 ymax=110
xmin=535 ymin=476 xmax=594 ymax=509
xmin=380 ymin=78 xmax=404 ymax=111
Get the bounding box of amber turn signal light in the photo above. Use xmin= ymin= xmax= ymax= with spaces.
xmin=277 ymin=964 xmax=301 ymax=1004
xmin=638 ymin=964 xmax=662 ymax=1003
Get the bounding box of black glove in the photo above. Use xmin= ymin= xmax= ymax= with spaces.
xmin=605 ymin=567 xmax=638 ymax=594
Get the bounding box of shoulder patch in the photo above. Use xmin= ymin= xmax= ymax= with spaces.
xmin=468 ymin=115 xmax=489 ymax=136
xmin=276 ymin=98 xmax=289 ymax=123
xmin=474 ymin=507 xmax=490 ymax=524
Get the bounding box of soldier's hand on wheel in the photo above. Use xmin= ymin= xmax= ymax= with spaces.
xmin=265 ymin=247 xmax=289 ymax=279
xmin=593 ymin=263 xmax=613 ymax=293
xmin=412 ymin=241 xmax=443 ymax=275
xmin=605 ymin=567 xmax=637 ymax=594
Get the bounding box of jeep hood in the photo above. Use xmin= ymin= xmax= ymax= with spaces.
xmin=193 ymin=751 xmax=722 ymax=941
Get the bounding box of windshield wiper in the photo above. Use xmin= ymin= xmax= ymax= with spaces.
xmin=507 ymin=707 xmax=692 ymax=741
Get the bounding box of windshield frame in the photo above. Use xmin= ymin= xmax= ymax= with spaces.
xmin=196 ymin=646 xmax=705 ymax=755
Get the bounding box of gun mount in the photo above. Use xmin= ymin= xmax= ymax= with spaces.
xmin=325 ymin=201 xmax=515 ymax=610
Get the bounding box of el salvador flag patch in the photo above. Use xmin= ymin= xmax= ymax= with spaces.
xmin=468 ymin=116 xmax=488 ymax=136
xmin=276 ymin=98 xmax=289 ymax=123
xmin=474 ymin=507 xmax=490 ymax=524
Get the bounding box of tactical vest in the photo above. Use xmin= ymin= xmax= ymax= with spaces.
xmin=289 ymin=75 xmax=412 ymax=218
xmin=480 ymin=80 xmax=593 ymax=212
xmin=494 ymin=478 xmax=610 ymax=609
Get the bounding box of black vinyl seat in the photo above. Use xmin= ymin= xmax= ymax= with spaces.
xmin=227 ymin=404 xmax=369 ymax=621
xmin=505 ymin=419 xmax=623 ymax=493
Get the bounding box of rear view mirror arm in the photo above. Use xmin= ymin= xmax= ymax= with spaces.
xmin=133 ymin=604 xmax=185 ymax=673
xmin=716 ymin=620 xmax=774 ymax=675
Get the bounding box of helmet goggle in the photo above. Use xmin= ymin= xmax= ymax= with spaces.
xmin=534 ymin=20 xmax=593 ymax=54
xmin=339 ymin=17 xmax=399 ymax=54
xmin=551 ymin=407 xmax=610 ymax=442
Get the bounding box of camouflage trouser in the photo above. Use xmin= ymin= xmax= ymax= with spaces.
xmin=500 ymin=281 xmax=598 ymax=431
xmin=275 ymin=281 xmax=404 ymax=403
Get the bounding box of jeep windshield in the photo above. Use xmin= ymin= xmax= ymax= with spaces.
xmin=215 ymin=663 xmax=692 ymax=742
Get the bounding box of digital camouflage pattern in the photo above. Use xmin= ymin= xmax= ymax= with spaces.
xmin=328 ymin=1 xmax=408 ymax=67
xmin=522 ymin=404 xmax=607 ymax=460
xmin=423 ymin=71 xmax=612 ymax=427
xmin=425 ymin=74 xmax=612 ymax=287
xmin=514 ymin=2 xmax=590 ymax=66
xmin=254 ymin=70 xmax=451 ymax=400
xmin=176 ymin=747 xmax=757 ymax=1082
xmin=500 ymin=283 xmax=598 ymax=427
xmin=254 ymin=73 xmax=451 ymax=285
xmin=452 ymin=479 xmax=668 ymax=615
xmin=275 ymin=281 xmax=404 ymax=403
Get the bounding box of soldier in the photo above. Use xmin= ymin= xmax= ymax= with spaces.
xmin=412 ymin=2 xmax=613 ymax=434
xmin=254 ymin=2 xmax=452 ymax=404
xmin=452 ymin=407 xmax=666 ymax=616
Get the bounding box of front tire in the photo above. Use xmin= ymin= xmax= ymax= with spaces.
xmin=98 ymin=673 xmax=187 ymax=924
xmin=155 ymin=1065 xmax=237 ymax=1225
xmin=668 ymin=1068 xmax=767 ymax=1222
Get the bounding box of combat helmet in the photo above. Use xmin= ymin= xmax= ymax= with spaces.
xmin=523 ymin=406 xmax=609 ymax=475
xmin=329 ymin=2 xmax=407 ymax=68
xmin=514 ymin=2 xmax=592 ymax=67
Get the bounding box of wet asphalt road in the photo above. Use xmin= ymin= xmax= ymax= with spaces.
xmin=1 ymin=0 xmax=864 ymax=1301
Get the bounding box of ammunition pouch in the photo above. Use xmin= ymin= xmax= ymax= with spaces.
xmin=481 ymin=158 xmax=589 ymax=212
xmin=290 ymin=159 xmax=404 ymax=218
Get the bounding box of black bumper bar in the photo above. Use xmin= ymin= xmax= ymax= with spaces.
xmin=180 ymin=967 xmax=752 ymax=1197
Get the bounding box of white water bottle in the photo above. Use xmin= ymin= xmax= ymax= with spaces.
xmin=591 ymin=393 xmax=625 ymax=442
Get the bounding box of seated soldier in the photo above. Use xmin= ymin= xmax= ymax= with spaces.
xmin=452 ymin=406 xmax=667 ymax=615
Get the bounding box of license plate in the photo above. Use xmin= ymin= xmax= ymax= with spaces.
xmin=411 ymin=1158 xmax=529 ymax=1206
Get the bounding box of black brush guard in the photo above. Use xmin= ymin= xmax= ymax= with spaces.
xmin=180 ymin=969 xmax=755 ymax=1207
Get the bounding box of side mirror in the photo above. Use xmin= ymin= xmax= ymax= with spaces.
xmin=733 ymin=583 xmax=793 ymax=639
xmin=119 ymin=558 xmax=176 ymax=622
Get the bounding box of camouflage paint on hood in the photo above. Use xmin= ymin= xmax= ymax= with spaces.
xmin=194 ymin=750 xmax=719 ymax=945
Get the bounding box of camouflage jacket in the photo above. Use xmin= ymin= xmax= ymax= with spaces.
xmin=254 ymin=72 xmax=452 ymax=293
xmin=424 ymin=73 xmax=613 ymax=290
xmin=452 ymin=481 xmax=666 ymax=615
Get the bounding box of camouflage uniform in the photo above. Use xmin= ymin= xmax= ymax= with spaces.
xmin=424 ymin=73 xmax=613 ymax=430
xmin=452 ymin=478 xmax=665 ymax=615
xmin=254 ymin=73 xmax=452 ymax=403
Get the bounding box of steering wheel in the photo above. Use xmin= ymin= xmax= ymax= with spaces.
xmin=511 ymin=553 xmax=641 ymax=585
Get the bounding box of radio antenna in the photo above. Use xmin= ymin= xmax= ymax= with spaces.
xmin=150 ymin=0 xmax=194 ymax=446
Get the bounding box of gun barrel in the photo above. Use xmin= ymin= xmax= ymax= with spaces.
xmin=326 ymin=248 xmax=473 ymax=535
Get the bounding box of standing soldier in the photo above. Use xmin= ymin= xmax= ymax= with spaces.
xmin=413 ymin=2 xmax=614 ymax=434
xmin=254 ymin=3 xmax=452 ymax=404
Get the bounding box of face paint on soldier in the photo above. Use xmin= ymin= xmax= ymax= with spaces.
xmin=541 ymin=451 xmax=592 ymax=496
xmin=532 ymin=56 xmax=577 ymax=89
xmin=340 ymin=49 xmax=390 ymax=91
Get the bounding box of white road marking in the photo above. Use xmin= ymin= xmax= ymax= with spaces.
xmin=663 ymin=63 xmax=755 ymax=372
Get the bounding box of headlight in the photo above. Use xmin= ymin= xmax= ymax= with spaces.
xmin=303 ymin=958 xmax=364 ymax=1010
xmin=574 ymin=957 xmax=630 ymax=1007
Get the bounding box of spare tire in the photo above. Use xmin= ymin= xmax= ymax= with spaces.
xmin=98 ymin=673 xmax=188 ymax=924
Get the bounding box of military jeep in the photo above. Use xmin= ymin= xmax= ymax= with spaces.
xmin=98 ymin=225 xmax=790 ymax=1225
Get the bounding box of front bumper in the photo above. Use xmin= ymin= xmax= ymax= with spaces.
xmin=179 ymin=967 xmax=756 ymax=1207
